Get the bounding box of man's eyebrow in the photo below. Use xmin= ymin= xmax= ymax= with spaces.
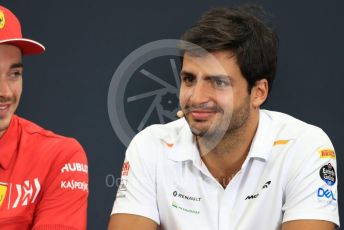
xmin=203 ymin=75 xmax=233 ymax=83
xmin=10 ymin=63 xmax=24 ymax=69
xmin=180 ymin=71 xmax=233 ymax=81
xmin=206 ymin=74 xmax=231 ymax=79
xmin=180 ymin=70 xmax=195 ymax=76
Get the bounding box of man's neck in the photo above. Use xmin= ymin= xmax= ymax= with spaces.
xmin=197 ymin=109 xmax=260 ymax=187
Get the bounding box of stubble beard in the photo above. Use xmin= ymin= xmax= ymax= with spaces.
xmin=187 ymin=96 xmax=251 ymax=155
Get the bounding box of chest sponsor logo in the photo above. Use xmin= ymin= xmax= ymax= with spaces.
xmin=173 ymin=190 xmax=201 ymax=202
xmin=245 ymin=180 xmax=271 ymax=200
xmin=171 ymin=201 xmax=200 ymax=215
xmin=61 ymin=163 xmax=88 ymax=174
xmin=171 ymin=190 xmax=201 ymax=215
xmin=245 ymin=194 xmax=259 ymax=200
xmin=319 ymin=149 xmax=336 ymax=159
xmin=262 ymin=181 xmax=271 ymax=189
xmin=319 ymin=163 xmax=336 ymax=186
xmin=0 ymin=178 xmax=41 ymax=209
xmin=13 ymin=178 xmax=41 ymax=208
xmin=61 ymin=180 xmax=88 ymax=192
xmin=0 ymin=182 xmax=8 ymax=207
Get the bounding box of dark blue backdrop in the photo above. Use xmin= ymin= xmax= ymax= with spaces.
xmin=2 ymin=0 xmax=343 ymax=229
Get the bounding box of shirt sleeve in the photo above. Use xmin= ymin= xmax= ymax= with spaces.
xmin=282 ymin=127 xmax=339 ymax=227
xmin=111 ymin=132 xmax=160 ymax=225
xmin=32 ymin=138 xmax=89 ymax=230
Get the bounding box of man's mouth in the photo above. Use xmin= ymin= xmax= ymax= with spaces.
xmin=189 ymin=109 xmax=216 ymax=120
xmin=0 ymin=103 xmax=10 ymax=111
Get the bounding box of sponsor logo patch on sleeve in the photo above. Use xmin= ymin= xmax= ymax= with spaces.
xmin=317 ymin=186 xmax=337 ymax=205
xmin=319 ymin=163 xmax=336 ymax=186
xmin=61 ymin=180 xmax=88 ymax=192
xmin=319 ymin=148 xmax=336 ymax=159
xmin=61 ymin=163 xmax=88 ymax=174
xmin=121 ymin=161 xmax=130 ymax=176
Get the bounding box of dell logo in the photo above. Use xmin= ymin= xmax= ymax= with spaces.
xmin=317 ymin=188 xmax=336 ymax=201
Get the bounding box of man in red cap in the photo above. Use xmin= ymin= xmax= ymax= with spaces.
xmin=0 ymin=5 xmax=88 ymax=229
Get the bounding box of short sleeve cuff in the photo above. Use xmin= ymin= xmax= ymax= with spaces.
xmin=111 ymin=204 xmax=160 ymax=225
xmin=283 ymin=209 xmax=340 ymax=227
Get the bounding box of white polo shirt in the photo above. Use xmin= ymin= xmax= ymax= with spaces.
xmin=112 ymin=110 xmax=339 ymax=230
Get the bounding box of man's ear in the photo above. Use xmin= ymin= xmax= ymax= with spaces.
xmin=251 ymin=79 xmax=268 ymax=108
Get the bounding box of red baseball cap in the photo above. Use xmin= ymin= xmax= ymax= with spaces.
xmin=0 ymin=5 xmax=45 ymax=55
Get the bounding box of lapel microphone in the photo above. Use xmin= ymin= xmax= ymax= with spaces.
xmin=176 ymin=110 xmax=184 ymax=118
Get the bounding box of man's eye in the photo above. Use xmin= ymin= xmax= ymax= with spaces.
xmin=182 ymin=75 xmax=195 ymax=84
xmin=9 ymin=71 xmax=22 ymax=79
xmin=213 ymin=78 xmax=229 ymax=87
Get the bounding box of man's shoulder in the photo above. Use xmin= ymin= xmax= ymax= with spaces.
xmin=134 ymin=118 xmax=188 ymax=144
xmin=16 ymin=115 xmax=84 ymax=155
xmin=262 ymin=110 xmax=329 ymax=142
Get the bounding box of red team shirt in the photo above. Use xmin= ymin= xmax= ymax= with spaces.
xmin=0 ymin=115 xmax=88 ymax=229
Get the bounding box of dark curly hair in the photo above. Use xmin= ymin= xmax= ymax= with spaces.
xmin=180 ymin=5 xmax=279 ymax=94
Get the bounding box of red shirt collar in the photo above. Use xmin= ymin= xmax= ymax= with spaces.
xmin=0 ymin=115 xmax=20 ymax=170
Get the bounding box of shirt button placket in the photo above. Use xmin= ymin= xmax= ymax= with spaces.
xmin=219 ymin=172 xmax=241 ymax=230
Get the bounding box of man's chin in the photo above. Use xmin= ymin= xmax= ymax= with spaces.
xmin=189 ymin=124 xmax=219 ymax=137
xmin=0 ymin=115 xmax=13 ymax=135
xmin=190 ymin=128 xmax=206 ymax=137
xmin=187 ymin=121 xmax=210 ymax=136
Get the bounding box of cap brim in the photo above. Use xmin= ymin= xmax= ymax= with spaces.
xmin=0 ymin=38 xmax=45 ymax=55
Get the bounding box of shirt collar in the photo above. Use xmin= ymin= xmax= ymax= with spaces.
xmin=0 ymin=115 xmax=20 ymax=170
xmin=165 ymin=110 xmax=277 ymax=163
xmin=165 ymin=118 xmax=198 ymax=162
xmin=245 ymin=110 xmax=277 ymax=161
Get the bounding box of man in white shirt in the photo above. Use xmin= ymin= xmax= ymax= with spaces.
xmin=108 ymin=5 xmax=339 ymax=230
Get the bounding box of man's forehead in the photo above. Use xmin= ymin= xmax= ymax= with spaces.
xmin=0 ymin=44 xmax=23 ymax=68
xmin=183 ymin=50 xmax=236 ymax=60
xmin=182 ymin=50 xmax=236 ymax=76
xmin=0 ymin=43 xmax=22 ymax=54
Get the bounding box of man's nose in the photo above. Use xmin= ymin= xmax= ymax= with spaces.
xmin=189 ymin=81 xmax=212 ymax=105
xmin=0 ymin=77 xmax=12 ymax=99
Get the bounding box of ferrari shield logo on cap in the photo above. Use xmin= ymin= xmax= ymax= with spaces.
xmin=0 ymin=10 xmax=5 ymax=29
